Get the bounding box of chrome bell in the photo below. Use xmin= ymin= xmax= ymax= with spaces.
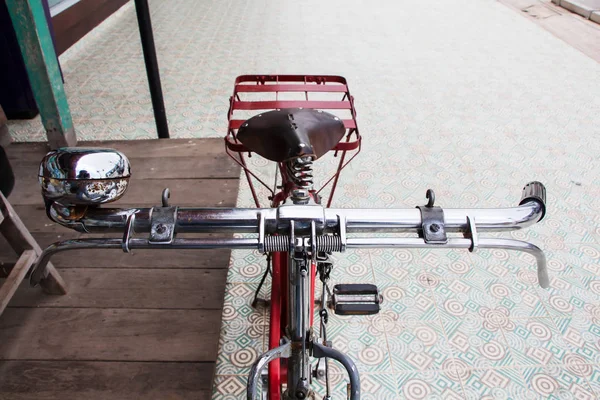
xmin=39 ymin=148 xmax=131 ymax=205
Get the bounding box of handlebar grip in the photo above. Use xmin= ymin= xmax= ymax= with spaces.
xmin=520 ymin=181 xmax=546 ymax=221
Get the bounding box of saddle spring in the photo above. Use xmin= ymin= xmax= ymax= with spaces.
xmin=286 ymin=156 xmax=314 ymax=191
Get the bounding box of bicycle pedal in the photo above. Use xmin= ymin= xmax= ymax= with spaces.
xmin=330 ymin=284 xmax=382 ymax=316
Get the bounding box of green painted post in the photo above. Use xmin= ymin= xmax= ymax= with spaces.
xmin=6 ymin=0 xmax=76 ymax=148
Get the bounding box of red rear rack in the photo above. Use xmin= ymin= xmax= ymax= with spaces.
xmin=225 ymin=75 xmax=361 ymax=207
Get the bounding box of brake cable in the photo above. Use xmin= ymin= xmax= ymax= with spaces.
xmin=251 ymin=254 xmax=271 ymax=308
xmin=317 ymin=260 xmax=333 ymax=399
xmin=296 ymin=257 xmax=310 ymax=398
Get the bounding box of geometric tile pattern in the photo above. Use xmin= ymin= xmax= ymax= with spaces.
xmin=9 ymin=0 xmax=600 ymax=399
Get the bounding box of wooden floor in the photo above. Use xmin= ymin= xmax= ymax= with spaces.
xmin=0 ymin=138 xmax=240 ymax=399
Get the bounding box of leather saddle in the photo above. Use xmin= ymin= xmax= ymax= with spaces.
xmin=236 ymin=108 xmax=345 ymax=162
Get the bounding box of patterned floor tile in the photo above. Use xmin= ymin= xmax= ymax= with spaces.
xmin=587 ymin=366 xmax=600 ymax=398
xmin=502 ymin=317 xmax=573 ymax=367
xmin=538 ymin=276 xmax=597 ymax=320
xmin=377 ymin=279 xmax=438 ymax=324
xmin=396 ymin=370 xmax=463 ymax=400
xmin=432 ymin=279 xmax=497 ymax=323
xmin=461 ymin=368 xmax=536 ymax=400
xmin=544 ymin=250 xmax=587 ymax=278
xmin=575 ymin=245 xmax=600 ymax=279
xmin=226 ymin=249 xmax=269 ymax=284
xmin=215 ymin=322 xmax=266 ymax=375
xmin=579 ymin=275 xmax=600 ymax=301
xmin=222 ymin=283 xmax=266 ymax=326
xmin=212 ymin=375 xmax=247 ymax=400
xmin=574 ymin=244 xmax=600 ymax=265
xmin=519 ymin=365 xmax=596 ymax=399
xmin=313 ymin=373 xmax=399 ymax=400
xmin=327 ymin=320 xmax=393 ymax=375
xmin=442 ymin=316 xmax=514 ymax=370
xmin=329 ymin=250 xmax=375 ymax=285
xmin=370 ymin=249 xmax=424 ymax=283
xmin=387 ymin=319 xmax=454 ymax=372
xmin=554 ymin=317 xmax=600 ymax=365
xmin=467 ymin=249 xmax=543 ymax=286
xmin=482 ymin=277 xmax=548 ymax=319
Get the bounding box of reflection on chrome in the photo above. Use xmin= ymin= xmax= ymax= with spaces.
xmin=39 ymin=148 xmax=131 ymax=205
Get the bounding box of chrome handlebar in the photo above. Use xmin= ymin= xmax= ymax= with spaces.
xmin=31 ymin=181 xmax=548 ymax=288
xmin=48 ymin=200 xmax=544 ymax=234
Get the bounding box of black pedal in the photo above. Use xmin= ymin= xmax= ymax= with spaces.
xmin=330 ymin=284 xmax=382 ymax=316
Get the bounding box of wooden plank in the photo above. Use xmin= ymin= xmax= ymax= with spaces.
xmin=5 ymin=138 xmax=229 ymax=161
xmin=0 ymin=193 xmax=66 ymax=295
xmin=0 ymin=232 xmax=232 ymax=270
xmin=12 ymin=156 xmax=239 ymax=182
xmin=0 ymin=360 xmax=213 ymax=400
xmin=0 ymin=232 xmax=78 ymax=259
xmin=4 ymin=174 xmax=41 ymax=206
xmin=124 ymin=156 xmax=239 ymax=179
xmin=5 ymin=141 xmax=50 ymax=160
xmin=120 ymin=177 xmax=241 ymax=205
xmin=3 ymin=141 xmax=50 ymax=160
xmin=0 ymin=250 xmax=35 ymax=315
xmin=0 ymin=308 xmax=221 ymax=361
xmin=11 ymin=205 xmax=72 ymax=233
xmin=89 ymin=137 xmax=229 ymax=159
xmin=47 ymin=246 xmax=231 ymax=270
xmin=0 ymin=197 xmax=71 ymax=254
xmin=10 ymin=177 xmax=240 ymax=206
xmin=9 ymin=268 xmax=227 ymax=309
xmin=0 ymin=234 xmax=18 ymax=261
xmin=5 ymin=0 xmax=76 ymax=148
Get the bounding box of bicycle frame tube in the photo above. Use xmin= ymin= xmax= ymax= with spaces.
xmin=287 ymin=254 xmax=312 ymax=399
xmin=267 ymin=205 xmax=320 ymax=400
xmin=268 ymin=252 xmax=314 ymax=399
xmin=269 ymin=251 xmax=284 ymax=400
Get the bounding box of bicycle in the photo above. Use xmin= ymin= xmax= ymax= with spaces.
xmin=32 ymin=75 xmax=548 ymax=400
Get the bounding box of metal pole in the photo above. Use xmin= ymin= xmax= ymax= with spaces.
xmin=6 ymin=0 xmax=76 ymax=148
xmin=134 ymin=0 xmax=170 ymax=139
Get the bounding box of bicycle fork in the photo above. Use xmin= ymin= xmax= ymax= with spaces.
xmin=246 ymin=340 xmax=361 ymax=400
